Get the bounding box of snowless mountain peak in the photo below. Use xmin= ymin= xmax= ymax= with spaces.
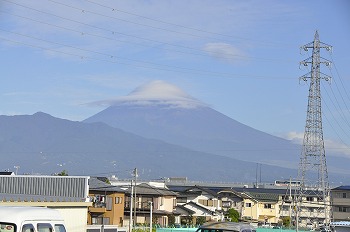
xmin=92 ymin=80 xmax=206 ymax=109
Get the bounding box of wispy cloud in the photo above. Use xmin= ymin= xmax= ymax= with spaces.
xmin=203 ymin=42 xmax=248 ymax=63
xmin=284 ymin=131 xmax=350 ymax=158
xmin=86 ymin=80 xmax=206 ymax=109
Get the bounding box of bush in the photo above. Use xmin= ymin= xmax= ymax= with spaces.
xmin=227 ymin=208 xmax=240 ymax=222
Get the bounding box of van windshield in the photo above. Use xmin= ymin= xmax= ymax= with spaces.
xmin=54 ymin=224 xmax=66 ymax=232
xmin=37 ymin=223 xmax=52 ymax=232
xmin=0 ymin=223 xmax=16 ymax=232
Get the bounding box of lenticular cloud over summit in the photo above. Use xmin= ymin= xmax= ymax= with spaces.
xmin=90 ymin=80 xmax=206 ymax=108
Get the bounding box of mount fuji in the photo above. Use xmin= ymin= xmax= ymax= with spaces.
xmin=84 ymin=80 xmax=350 ymax=182
xmin=1 ymin=80 xmax=347 ymax=182
xmin=84 ymin=80 xmax=299 ymax=168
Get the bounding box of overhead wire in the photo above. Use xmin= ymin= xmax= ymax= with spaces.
xmin=321 ymin=81 xmax=350 ymax=131
xmin=321 ymin=86 xmax=350 ymax=144
xmin=0 ymin=5 xmax=291 ymax=63
xmin=48 ymin=0 xmax=289 ymax=47
xmin=0 ymin=35 xmax=292 ymax=80
xmin=83 ymin=0 xmax=290 ymax=47
xmin=0 ymin=12 xmax=283 ymax=64
xmin=329 ymin=54 xmax=350 ymax=110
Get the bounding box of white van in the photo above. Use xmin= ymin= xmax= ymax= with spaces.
xmin=0 ymin=206 xmax=67 ymax=232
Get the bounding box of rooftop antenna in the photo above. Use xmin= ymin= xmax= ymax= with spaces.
xmin=295 ymin=31 xmax=332 ymax=231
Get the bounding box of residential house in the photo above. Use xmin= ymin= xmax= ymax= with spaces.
xmin=242 ymin=191 xmax=280 ymax=224
xmin=88 ymin=177 xmax=125 ymax=226
xmin=331 ymin=186 xmax=350 ymax=221
xmin=172 ymin=186 xmax=224 ymax=224
xmin=0 ymin=175 xmax=91 ymax=232
xmin=217 ymin=189 xmax=244 ymax=218
xmin=124 ymin=183 xmax=177 ymax=227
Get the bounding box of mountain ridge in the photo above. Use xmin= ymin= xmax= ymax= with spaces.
xmin=0 ymin=112 xmax=299 ymax=181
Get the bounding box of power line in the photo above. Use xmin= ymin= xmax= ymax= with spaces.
xmin=322 ymin=82 xmax=350 ymax=131
xmin=0 ymin=35 xmax=293 ymax=80
xmin=0 ymin=9 xmax=291 ymax=63
xmin=322 ymin=94 xmax=350 ymax=141
xmin=329 ymin=54 xmax=350 ymax=110
xmin=83 ymin=0 xmax=289 ymax=47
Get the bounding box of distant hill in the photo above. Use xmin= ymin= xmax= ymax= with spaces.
xmin=0 ymin=112 xmax=297 ymax=181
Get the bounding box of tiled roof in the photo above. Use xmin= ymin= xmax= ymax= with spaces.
xmin=89 ymin=177 xmax=124 ymax=192
xmin=175 ymin=204 xmax=196 ymax=214
xmin=242 ymin=192 xmax=279 ymax=202
xmin=184 ymin=201 xmax=215 ymax=215
xmin=124 ymin=183 xmax=177 ymax=196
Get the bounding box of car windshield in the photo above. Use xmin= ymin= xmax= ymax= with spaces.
xmin=0 ymin=223 xmax=16 ymax=232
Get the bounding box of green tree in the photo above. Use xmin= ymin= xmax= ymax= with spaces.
xmin=227 ymin=208 xmax=240 ymax=222
xmin=168 ymin=215 xmax=175 ymax=226
xmin=181 ymin=215 xmax=193 ymax=226
xmin=57 ymin=170 xmax=68 ymax=176
xmin=282 ymin=216 xmax=290 ymax=228
xmin=196 ymin=216 xmax=206 ymax=225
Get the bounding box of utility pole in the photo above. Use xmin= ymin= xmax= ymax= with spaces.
xmin=149 ymin=201 xmax=153 ymax=232
xmin=129 ymin=179 xmax=133 ymax=232
xmin=295 ymin=31 xmax=332 ymax=231
xmin=133 ymin=168 xmax=138 ymax=227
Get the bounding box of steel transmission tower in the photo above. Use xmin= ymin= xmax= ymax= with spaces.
xmin=295 ymin=31 xmax=332 ymax=231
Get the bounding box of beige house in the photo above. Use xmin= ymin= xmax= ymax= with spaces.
xmin=123 ymin=183 xmax=177 ymax=227
xmin=240 ymin=191 xmax=281 ymax=224
xmin=88 ymin=177 xmax=125 ymax=226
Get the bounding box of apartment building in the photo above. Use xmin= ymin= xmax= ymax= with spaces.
xmin=332 ymin=186 xmax=350 ymax=221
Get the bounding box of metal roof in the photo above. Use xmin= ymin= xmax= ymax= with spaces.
xmin=0 ymin=175 xmax=89 ymax=202
xmin=332 ymin=185 xmax=350 ymax=191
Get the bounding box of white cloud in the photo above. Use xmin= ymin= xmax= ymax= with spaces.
xmin=284 ymin=131 xmax=304 ymax=144
xmin=284 ymin=131 xmax=350 ymax=158
xmin=203 ymin=42 xmax=248 ymax=63
xmin=86 ymin=80 xmax=206 ymax=109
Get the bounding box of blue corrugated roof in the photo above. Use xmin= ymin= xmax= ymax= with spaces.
xmin=332 ymin=185 xmax=350 ymax=190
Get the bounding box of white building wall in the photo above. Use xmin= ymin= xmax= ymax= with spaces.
xmin=56 ymin=207 xmax=88 ymax=232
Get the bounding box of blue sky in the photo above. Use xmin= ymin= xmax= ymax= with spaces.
xmin=1 ymin=0 xmax=349 ymax=157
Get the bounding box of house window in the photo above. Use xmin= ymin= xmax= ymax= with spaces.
xmin=177 ymin=197 xmax=187 ymax=203
xmin=141 ymin=197 xmax=152 ymax=209
xmin=125 ymin=196 xmax=130 ymax=208
xmin=115 ymin=197 xmax=123 ymax=204
xmin=338 ymin=207 xmax=348 ymax=212
xmin=306 ymin=197 xmax=313 ymax=201
xmin=246 ymin=203 xmax=252 ymax=207
xmin=222 ymin=201 xmax=232 ymax=208
xmin=199 ymin=199 xmax=214 ymax=206
xmin=106 ymin=197 xmax=113 ymax=211
xmin=343 ymin=193 xmax=347 ymax=198
xmin=264 ymin=204 xmax=272 ymax=209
